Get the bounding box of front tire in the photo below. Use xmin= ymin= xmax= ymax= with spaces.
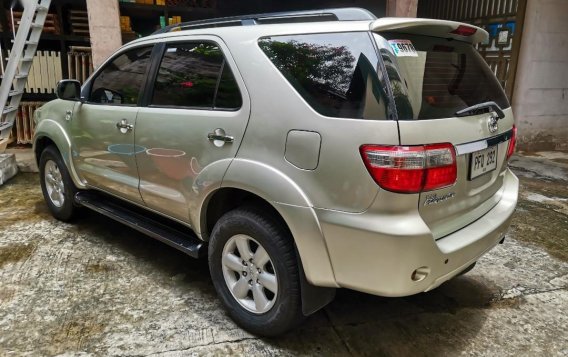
xmin=208 ymin=207 xmax=304 ymax=336
xmin=39 ymin=145 xmax=79 ymax=222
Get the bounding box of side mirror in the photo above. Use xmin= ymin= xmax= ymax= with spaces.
xmin=56 ymin=80 xmax=82 ymax=101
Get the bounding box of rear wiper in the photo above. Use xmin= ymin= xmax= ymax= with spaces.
xmin=455 ymin=101 xmax=505 ymax=119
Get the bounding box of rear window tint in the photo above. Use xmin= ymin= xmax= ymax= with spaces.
xmin=375 ymin=33 xmax=510 ymax=120
xmin=259 ymin=32 xmax=391 ymax=120
xmin=152 ymin=43 xmax=223 ymax=108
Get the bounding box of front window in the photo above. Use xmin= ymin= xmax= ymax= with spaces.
xmin=89 ymin=46 xmax=153 ymax=105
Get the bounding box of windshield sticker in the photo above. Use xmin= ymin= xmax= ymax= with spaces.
xmin=388 ymin=40 xmax=418 ymax=57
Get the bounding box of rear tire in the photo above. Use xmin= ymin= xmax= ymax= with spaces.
xmin=39 ymin=145 xmax=79 ymax=222
xmin=208 ymin=206 xmax=304 ymax=336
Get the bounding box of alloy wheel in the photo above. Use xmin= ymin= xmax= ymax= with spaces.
xmin=221 ymin=234 xmax=278 ymax=314
xmin=44 ymin=160 xmax=65 ymax=208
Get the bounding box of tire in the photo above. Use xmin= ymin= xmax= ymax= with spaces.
xmin=39 ymin=145 xmax=79 ymax=222
xmin=208 ymin=206 xmax=304 ymax=336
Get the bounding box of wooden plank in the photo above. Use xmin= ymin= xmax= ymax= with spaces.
xmin=67 ymin=52 xmax=72 ymax=80
xmin=39 ymin=52 xmax=49 ymax=93
xmin=30 ymin=52 xmax=40 ymax=93
xmin=505 ymin=0 xmax=527 ymax=99
xmin=48 ymin=51 xmax=56 ymax=93
xmin=74 ymin=52 xmax=80 ymax=83
xmin=54 ymin=51 xmax=62 ymax=85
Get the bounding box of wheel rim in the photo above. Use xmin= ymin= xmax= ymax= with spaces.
xmin=44 ymin=160 xmax=65 ymax=208
xmin=221 ymin=234 xmax=278 ymax=314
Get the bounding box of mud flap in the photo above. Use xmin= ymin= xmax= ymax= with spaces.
xmin=298 ymin=258 xmax=336 ymax=316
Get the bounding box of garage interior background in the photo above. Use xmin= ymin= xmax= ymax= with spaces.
xmin=0 ymin=0 xmax=566 ymax=151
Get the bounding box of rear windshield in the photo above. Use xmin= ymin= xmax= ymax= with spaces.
xmin=258 ymin=32 xmax=391 ymax=120
xmin=375 ymin=33 xmax=510 ymax=120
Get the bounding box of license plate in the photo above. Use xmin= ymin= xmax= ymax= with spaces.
xmin=469 ymin=145 xmax=498 ymax=180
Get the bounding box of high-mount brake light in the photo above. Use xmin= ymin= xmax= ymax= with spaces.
xmin=506 ymin=125 xmax=517 ymax=160
xmin=360 ymin=143 xmax=457 ymax=194
xmin=450 ymin=25 xmax=477 ymax=36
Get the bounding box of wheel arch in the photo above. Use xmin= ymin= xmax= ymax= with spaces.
xmin=33 ymin=119 xmax=85 ymax=189
xmin=199 ymin=159 xmax=338 ymax=314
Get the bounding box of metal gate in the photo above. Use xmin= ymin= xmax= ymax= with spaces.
xmin=418 ymin=0 xmax=527 ymax=100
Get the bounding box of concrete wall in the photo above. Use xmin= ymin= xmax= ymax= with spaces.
xmin=386 ymin=0 xmax=418 ymax=17
xmin=512 ymin=0 xmax=568 ymax=151
xmin=86 ymin=0 xmax=122 ymax=69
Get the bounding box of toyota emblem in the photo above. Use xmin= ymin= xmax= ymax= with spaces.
xmin=488 ymin=115 xmax=499 ymax=133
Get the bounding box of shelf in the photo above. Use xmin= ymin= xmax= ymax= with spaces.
xmin=21 ymin=92 xmax=56 ymax=102
xmin=119 ymin=2 xmax=214 ymax=12
xmin=41 ymin=33 xmax=89 ymax=42
xmin=118 ymin=2 xmax=215 ymax=17
xmin=119 ymin=3 xmax=166 ymax=18
xmin=1 ymin=32 xmax=90 ymax=45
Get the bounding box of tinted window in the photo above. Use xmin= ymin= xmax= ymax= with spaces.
xmin=259 ymin=32 xmax=391 ymax=120
xmin=152 ymin=42 xmax=241 ymax=109
xmin=376 ymin=33 xmax=510 ymax=120
xmin=214 ymin=62 xmax=242 ymax=109
xmin=90 ymin=46 xmax=152 ymax=105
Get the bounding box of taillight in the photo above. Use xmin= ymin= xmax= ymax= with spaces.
xmin=360 ymin=143 xmax=457 ymax=194
xmin=506 ymin=125 xmax=517 ymax=160
xmin=450 ymin=25 xmax=477 ymax=36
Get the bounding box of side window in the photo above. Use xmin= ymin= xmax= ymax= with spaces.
xmin=151 ymin=42 xmax=242 ymax=109
xmin=89 ymin=46 xmax=153 ymax=105
xmin=258 ymin=32 xmax=390 ymax=120
xmin=214 ymin=62 xmax=243 ymax=109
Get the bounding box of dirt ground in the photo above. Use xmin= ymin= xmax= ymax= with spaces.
xmin=0 ymin=153 xmax=566 ymax=356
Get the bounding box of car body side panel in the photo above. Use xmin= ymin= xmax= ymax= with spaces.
xmin=33 ymin=100 xmax=87 ymax=189
xmin=69 ymin=104 xmax=143 ymax=204
xmin=217 ymin=29 xmax=400 ymax=213
xmin=134 ymin=35 xmax=251 ymax=224
xmin=135 ymin=107 xmax=250 ymax=223
xmin=220 ymin=158 xmax=338 ymax=287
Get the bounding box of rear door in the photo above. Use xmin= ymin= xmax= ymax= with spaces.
xmin=373 ymin=31 xmax=514 ymax=239
xmin=134 ymin=38 xmax=249 ymax=223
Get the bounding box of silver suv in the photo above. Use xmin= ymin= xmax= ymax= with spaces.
xmin=33 ymin=8 xmax=519 ymax=336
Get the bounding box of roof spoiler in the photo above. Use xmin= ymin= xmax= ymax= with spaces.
xmin=370 ymin=18 xmax=488 ymax=44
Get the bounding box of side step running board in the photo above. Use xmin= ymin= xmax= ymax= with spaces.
xmin=75 ymin=191 xmax=205 ymax=258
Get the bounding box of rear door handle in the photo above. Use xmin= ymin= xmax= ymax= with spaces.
xmin=116 ymin=119 xmax=134 ymax=132
xmin=207 ymin=133 xmax=234 ymax=143
xmin=207 ymin=128 xmax=234 ymax=145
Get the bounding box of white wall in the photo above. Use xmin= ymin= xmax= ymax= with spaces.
xmin=512 ymin=0 xmax=568 ymax=151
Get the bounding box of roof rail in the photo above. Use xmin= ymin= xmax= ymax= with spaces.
xmin=152 ymin=7 xmax=377 ymax=35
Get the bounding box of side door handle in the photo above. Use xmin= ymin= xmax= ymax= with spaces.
xmin=207 ymin=128 xmax=234 ymax=146
xmin=116 ymin=119 xmax=134 ymax=133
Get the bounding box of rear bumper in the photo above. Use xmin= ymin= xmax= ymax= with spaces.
xmin=315 ymin=168 xmax=518 ymax=297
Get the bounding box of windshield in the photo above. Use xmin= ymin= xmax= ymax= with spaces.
xmin=374 ymin=32 xmax=510 ymax=120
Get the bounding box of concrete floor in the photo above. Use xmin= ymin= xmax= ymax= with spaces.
xmin=0 ymin=153 xmax=566 ymax=356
